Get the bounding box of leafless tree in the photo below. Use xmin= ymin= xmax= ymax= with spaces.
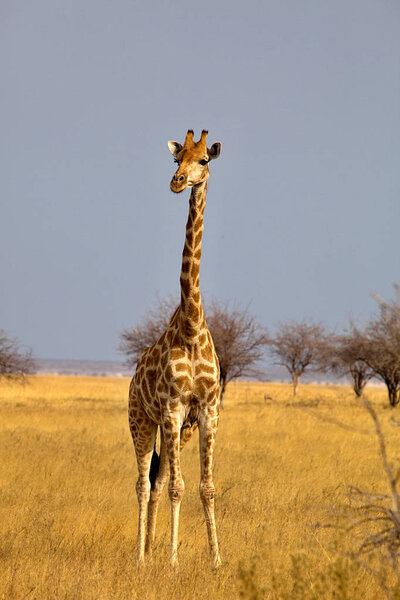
xmin=363 ymin=311 xmax=400 ymax=408
xmin=323 ymin=325 xmax=375 ymax=397
xmin=119 ymin=297 xmax=267 ymax=405
xmin=0 ymin=330 xmax=36 ymax=382
xmin=265 ymin=320 xmax=329 ymax=396
xmin=371 ymin=283 xmax=400 ymax=321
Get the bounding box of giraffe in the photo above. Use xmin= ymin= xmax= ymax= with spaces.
xmin=128 ymin=129 xmax=222 ymax=569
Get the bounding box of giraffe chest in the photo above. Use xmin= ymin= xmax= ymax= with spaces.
xmin=163 ymin=344 xmax=220 ymax=401
xmin=135 ymin=338 xmax=219 ymax=424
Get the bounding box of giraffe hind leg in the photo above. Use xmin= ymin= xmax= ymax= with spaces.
xmin=180 ymin=422 xmax=198 ymax=450
xmin=129 ymin=386 xmax=157 ymax=566
xmin=145 ymin=431 xmax=169 ymax=556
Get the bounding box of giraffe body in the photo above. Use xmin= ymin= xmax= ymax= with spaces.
xmin=129 ymin=130 xmax=222 ymax=569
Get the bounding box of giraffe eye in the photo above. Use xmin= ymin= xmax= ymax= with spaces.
xmin=174 ymin=159 xmax=179 ymax=164
xmin=199 ymin=158 xmax=208 ymax=166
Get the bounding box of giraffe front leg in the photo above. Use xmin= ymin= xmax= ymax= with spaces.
xmin=198 ymin=404 xmax=221 ymax=569
xmin=134 ymin=440 xmax=157 ymax=566
xmin=135 ymin=459 xmax=151 ymax=566
xmin=162 ymin=415 xmax=184 ymax=568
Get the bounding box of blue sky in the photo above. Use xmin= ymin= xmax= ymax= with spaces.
xmin=1 ymin=0 xmax=399 ymax=361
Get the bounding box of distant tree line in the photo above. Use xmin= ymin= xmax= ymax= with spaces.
xmin=120 ymin=285 xmax=400 ymax=407
xmin=4 ymin=284 xmax=400 ymax=408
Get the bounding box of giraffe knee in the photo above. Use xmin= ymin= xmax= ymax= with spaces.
xmin=199 ymin=481 xmax=216 ymax=503
xmin=168 ymin=480 xmax=184 ymax=503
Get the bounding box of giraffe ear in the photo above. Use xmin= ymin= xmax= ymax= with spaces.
xmin=207 ymin=142 xmax=221 ymax=161
xmin=168 ymin=141 xmax=182 ymax=158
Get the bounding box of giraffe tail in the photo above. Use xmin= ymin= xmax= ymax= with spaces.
xmin=149 ymin=442 xmax=160 ymax=489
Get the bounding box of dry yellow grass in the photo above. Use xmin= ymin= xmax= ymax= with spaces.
xmin=0 ymin=376 xmax=398 ymax=599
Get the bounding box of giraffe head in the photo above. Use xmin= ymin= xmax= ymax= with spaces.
xmin=168 ymin=130 xmax=221 ymax=193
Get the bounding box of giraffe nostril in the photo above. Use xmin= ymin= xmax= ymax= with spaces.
xmin=173 ymin=173 xmax=186 ymax=183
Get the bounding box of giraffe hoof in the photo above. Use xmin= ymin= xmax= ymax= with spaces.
xmin=212 ymin=554 xmax=222 ymax=570
xmin=170 ymin=554 xmax=179 ymax=569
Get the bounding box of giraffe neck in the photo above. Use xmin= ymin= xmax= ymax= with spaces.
xmin=179 ymin=181 xmax=207 ymax=341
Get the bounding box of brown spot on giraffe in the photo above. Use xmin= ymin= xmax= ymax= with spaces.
xmin=201 ymin=345 xmax=214 ymax=362
xmin=128 ymin=129 xmax=222 ymax=570
xmin=195 ymin=364 xmax=215 ymax=376
xmin=175 ymin=362 xmax=187 ymax=372
xmin=190 ymin=263 xmax=199 ymax=280
xmin=188 ymin=300 xmax=199 ymax=321
xmin=194 ymin=219 xmax=203 ymax=234
xmin=185 ymin=229 xmax=193 ymax=247
xmin=194 ymin=232 xmax=203 ymax=248
xmin=171 ymin=348 xmax=186 ymax=361
xmin=199 ymin=332 xmax=207 ymax=346
xmin=181 ymin=260 xmax=190 ymax=274
xmin=181 ymin=278 xmax=190 ymax=300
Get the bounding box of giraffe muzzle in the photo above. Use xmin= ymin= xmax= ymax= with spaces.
xmin=170 ymin=172 xmax=188 ymax=193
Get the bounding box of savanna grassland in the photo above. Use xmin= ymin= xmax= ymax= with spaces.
xmin=1 ymin=376 xmax=399 ymax=599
